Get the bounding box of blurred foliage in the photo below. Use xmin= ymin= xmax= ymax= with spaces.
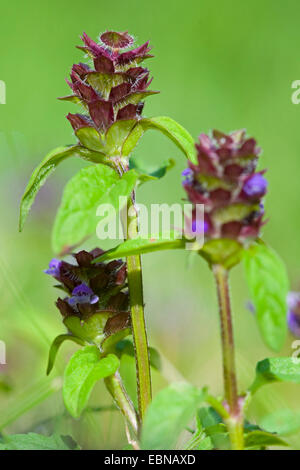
xmin=1 ymin=0 xmax=300 ymax=449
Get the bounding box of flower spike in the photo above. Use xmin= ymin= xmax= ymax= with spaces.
xmin=182 ymin=130 xmax=268 ymax=244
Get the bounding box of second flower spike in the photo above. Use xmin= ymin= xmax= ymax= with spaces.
xmin=182 ymin=130 xmax=268 ymax=244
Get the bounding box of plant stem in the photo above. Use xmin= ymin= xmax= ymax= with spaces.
xmin=114 ymin=159 xmax=152 ymax=428
xmin=104 ymin=372 xmax=138 ymax=436
xmin=126 ymin=194 xmax=152 ymax=426
xmin=213 ymin=264 xmax=244 ymax=450
xmin=226 ymin=417 xmax=245 ymax=451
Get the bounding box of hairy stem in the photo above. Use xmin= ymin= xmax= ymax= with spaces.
xmin=213 ymin=264 xmax=244 ymax=450
xmin=104 ymin=372 xmax=138 ymax=436
xmin=126 ymin=194 xmax=152 ymax=426
xmin=114 ymin=159 xmax=152 ymax=428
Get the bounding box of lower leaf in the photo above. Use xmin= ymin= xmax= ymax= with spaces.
xmin=244 ymin=430 xmax=288 ymax=449
xmin=141 ymin=383 xmax=206 ymax=450
xmin=63 ymin=346 xmax=119 ymax=418
xmin=19 ymin=145 xmax=107 ymax=232
xmin=47 ymin=334 xmax=85 ymax=375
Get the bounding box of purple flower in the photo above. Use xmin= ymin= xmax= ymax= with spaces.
xmin=67 ymin=283 xmax=99 ymax=308
xmin=191 ymin=219 xmax=209 ymax=234
xmin=243 ymin=174 xmax=268 ymax=198
xmin=44 ymin=259 xmax=62 ymax=277
xmin=43 ymin=247 xmax=133 ymax=349
xmin=181 ymin=168 xmax=194 ymax=186
xmin=287 ymin=292 xmax=300 ymax=337
xmin=287 ymin=310 xmax=300 ymax=337
xmin=182 ymin=130 xmax=267 ymax=243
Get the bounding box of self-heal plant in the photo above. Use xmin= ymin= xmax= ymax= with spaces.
xmin=181 ymin=130 xmax=268 ymax=448
xmin=17 ymin=29 xmax=300 ymax=451
xmin=101 ymin=130 xmax=300 ymax=450
xmin=19 ymin=30 xmax=196 ymax=444
xmin=44 ymin=249 xmax=139 ymax=433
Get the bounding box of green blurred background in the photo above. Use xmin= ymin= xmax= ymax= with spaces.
xmin=1 ymin=0 xmax=300 ymax=449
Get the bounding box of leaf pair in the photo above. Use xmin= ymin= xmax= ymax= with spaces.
xmin=195 ymin=406 xmax=288 ymax=450
xmin=93 ymin=236 xmax=290 ymax=353
xmin=19 ymin=116 xmax=196 ymax=244
xmin=139 ymin=382 xmax=290 ymax=450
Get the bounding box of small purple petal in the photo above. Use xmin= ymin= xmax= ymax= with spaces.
xmin=181 ymin=168 xmax=194 ymax=186
xmin=67 ymin=297 xmax=77 ymax=306
xmin=67 ymin=283 xmax=99 ymax=308
xmin=44 ymin=259 xmax=62 ymax=277
xmin=90 ymin=294 xmax=99 ymax=304
xmin=243 ymin=174 xmax=268 ymax=197
xmin=287 ymin=310 xmax=300 ymax=337
xmin=191 ymin=219 xmax=209 ymax=234
xmin=287 ymin=292 xmax=300 ymax=312
xmin=72 ymin=283 xmax=94 ymax=297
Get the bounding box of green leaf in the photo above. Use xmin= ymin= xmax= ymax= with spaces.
xmin=148 ymin=347 xmax=162 ymax=371
xmin=46 ymin=334 xmax=85 ymax=375
xmin=250 ymin=357 xmax=300 ymax=394
xmin=122 ymin=122 xmax=144 ymax=157
xmin=140 ymin=117 xmax=197 ymax=163
xmin=0 ymin=433 xmax=78 ymax=450
xmin=101 ymin=328 xmax=131 ymax=353
xmin=51 ymin=164 xmax=139 ymax=254
xmin=244 ymin=430 xmax=288 ymax=449
xmin=19 ymin=145 xmax=107 ymax=231
xmin=243 ymin=242 xmax=289 ymax=351
xmin=86 ymin=72 xmax=123 ymax=99
xmin=63 ymin=313 xmax=112 ymax=346
xmin=200 ymin=239 xmax=243 ymax=269
xmin=104 ymin=120 xmax=137 ymax=157
xmin=122 ymin=444 xmax=134 ymax=450
xmin=197 ymin=407 xmax=223 ymax=429
xmin=130 ymin=156 xmax=175 ymax=180
xmin=141 ymin=383 xmax=206 ymax=450
xmin=213 ymin=203 xmax=258 ymax=225
xmin=75 ymin=127 xmax=104 ymax=152
xmin=195 ymin=436 xmax=214 ymax=450
xmin=106 ymin=116 xmax=196 ymax=161
xmin=185 ymin=428 xmax=214 ymax=451
xmin=63 ymin=346 xmax=119 ymax=418
xmin=259 ymin=409 xmax=300 ymax=436
xmin=196 ymin=407 xmax=230 ymax=450
xmin=92 ymin=233 xmax=187 ymax=263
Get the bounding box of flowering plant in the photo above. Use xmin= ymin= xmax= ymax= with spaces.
xmin=15 ymin=30 xmax=300 ymax=451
